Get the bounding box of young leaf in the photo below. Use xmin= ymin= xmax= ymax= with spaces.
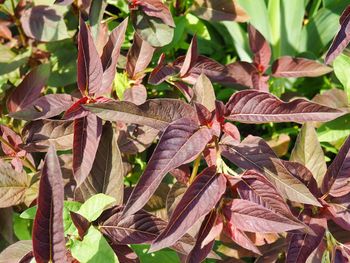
xmin=322 ymin=136 xmax=350 ymax=197
xmin=78 ymin=17 xmax=103 ymax=96
xmin=70 ymin=211 xmax=90 ymax=239
xmin=123 ymin=118 xmax=212 ymax=217
xmin=7 ymin=64 xmax=50 ymax=113
xmin=225 ymin=90 xmax=344 ymax=123
xmin=32 ymin=145 xmax=66 ymax=263
xmin=221 ymin=136 xmax=321 ymax=206
xmin=73 ymin=113 xmax=102 ymax=186
xmin=100 ymin=18 xmax=128 ymax=94
xmin=85 ymin=99 xmax=198 ymax=131
xmin=126 ymin=32 xmax=155 ymax=79
xmin=325 ymin=5 xmax=350 ymax=64
xmin=192 ymin=74 xmax=216 ymax=112
xmin=223 ymin=199 xmax=305 ymax=233
xmin=272 ymin=57 xmax=332 ymax=77
xmin=290 ymin=123 xmax=327 ymax=186
xmin=248 ymin=24 xmax=271 ymax=70
xmin=286 ymin=218 xmax=327 ymax=263
xmin=150 ymin=168 xmax=226 ymax=252
xmin=190 ymin=0 xmax=249 ymax=22
xmin=179 ymin=36 xmax=198 ymax=77
xmin=77 ymin=194 xmax=116 ymax=222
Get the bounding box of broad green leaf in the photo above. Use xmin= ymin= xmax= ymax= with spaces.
xmin=77 ymin=193 xmax=116 ymax=222
xmin=290 ymin=123 xmax=327 ymax=186
xmin=333 ymin=53 xmax=350 ymax=101
xmin=268 ymin=0 xmax=281 ymax=58
xmin=317 ymin=114 xmax=350 ymax=143
xmin=131 ymin=244 xmax=180 ymax=263
xmin=13 ymin=213 xmax=32 ymax=240
xmin=0 ymin=49 xmax=30 ymax=75
xmin=70 ymin=226 xmax=119 ymax=263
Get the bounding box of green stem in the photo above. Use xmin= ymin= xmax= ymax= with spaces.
xmin=189 ymin=155 xmax=201 ymax=184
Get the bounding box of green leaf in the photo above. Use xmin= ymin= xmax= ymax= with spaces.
xmin=333 ymin=53 xmax=350 ymax=101
xmin=131 ymin=244 xmax=180 ymax=263
xmin=12 ymin=213 xmax=32 ymax=240
xmin=0 ymin=49 xmax=30 ymax=76
xmin=317 ymin=114 xmax=350 ymax=143
xmin=77 ymin=194 xmax=116 ymax=222
xmin=70 ymin=226 xmax=119 ymax=263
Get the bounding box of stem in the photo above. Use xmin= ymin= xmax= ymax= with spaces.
xmin=189 ymin=155 xmax=201 ymax=184
xmin=10 ymin=0 xmax=26 ymax=47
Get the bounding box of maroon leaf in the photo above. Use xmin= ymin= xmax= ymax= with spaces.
xmin=123 ymin=84 xmax=147 ymax=105
xmin=286 ymin=217 xmax=327 ymax=263
xmin=85 ymin=99 xmax=198 ymax=131
xmin=327 ymin=195 xmax=350 ymax=231
xmin=272 ymin=57 xmax=332 ymax=77
xmin=223 ymin=199 xmax=305 ymax=233
xmin=173 ymin=81 xmax=193 ymax=102
xmin=109 ymin=243 xmax=139 ymax=263
xmin=126 ymin=32 xmax=155 ymax=79
xmin=0 ymin=241 xmax=33 ymax=263
xmin=192 ymin=74 xmax=216 ymax=112
xmin=187 ymin=210 xmax=218 ymax=263
xmin=78 ymin=17 xmax=103 ymax=96
xmin=100 ymin=18 xmax=128 ymax=94
xmin=248 ymin=24 xmax=271 ymax=71
xmin=122 ymin=118 xmax=212 ymax=217
xmin=225 ymin=90 xmax=344 ymax=123
xmin=70 ymin=211 xmax=90 ymax=239
xmin=179 ymin=36 xmax=198 ymax=77
xmin=226 ymin=61 xmax=256 ymax=87
xmin=73 ymin=113 xmax=102 ymax=186
xmin=325 ymin=5 xmax=350 ymax=64
xmin=7 ymin=64 xmax=50 ymax=113
xmin=140 ymin=0 xmax=175 ymax=27
xmin=32 ymin=145 xmax=66 ymax=263
xmin=148 ymin=53 xmax=177 ymax=85
xmin=251 ymin=72 xmax=269 ymax=91
xmin=8 ymin=94 xmax=76 ymax=121
xmin=150 ymin=168 xmax=226 ymax=252
xmin=322 ymin=136 xmax=350 ymax=197
xmin=0 ymin=125 xmax=22 ymax=156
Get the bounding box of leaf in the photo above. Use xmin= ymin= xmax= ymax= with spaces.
xmin=32 ymin=145 xmax=66 ymax=263
xmin=333 ymin=53 xmax=350 ymax=100
xmin=187 ymin=210 xmax=218 ymax=263
xmin=8 ymin=94 xmax=76 ymax=121
xmin=122 ymin=118 xmax=212 ymax=217
xmin=225 ymin=61 xmax=256 ymax=87
xmin=0 ymin=240 xmax=32 ymax=263
xmin=100 ymin=18 xmax=128 ymax=94
xmin=225 ymin=90 xmax=344 ymax=123
xmin=290 ymin=123 xmax=327 ymax=186
xmin=221 ymin=135 xmax=321 ymax=206
xmin=20 ymin=5 xmax=69 ymax=42
xmin=248 ymin=24 xmax=271 ymax=70
xmin=22 ymin=119 xmax=73 ymax=152
xmin=179 ymin=36 xmax=198 ymax=77
xmin=126 ymin=32 xmax=155 ymax=79
xmin=78 ymin=17 xmax=103 ymax=96
xmin=148 ymin=53 xmax=177 ymax=85
xmin=70 ymin=211 xmax=90 ymax=239
xmin=317 ymin=114 xmax=350 ymax=143
xmin=75 ymin=122 xmax=124 ymax=204
xmin=150 ymin=167 xmax=226 ymax=252
xmin=77 ymin=193 xmax=116 ymax=222
xmin=286 ymin=218 xmax=327 ymax=263
xmin=131 ymin=10 xmax=174 ymax=47
xmin=325 ymin=5 xmax=350 ymax=64
xmin=73 ymin=113 xmax=102 ymax=186
xmin=223 ymin=199 xmax=305 ymax=233
xmin=140 ymin=0 xmax=175 ymax=27
xmin=0 ymin=160 xmax=31 ymax=208
xmin=7 ymin=64 xmax=50 ymax=113
xmin=123 ymin=84 xmax=147 ymax=105
xmin=85 ymin=99 xmax=198 ymax=131
xmin=190 ymin=0 xmax=249 ymax=22
xmin=322 ymin=136 xmax=350 ymax=197
xmin=272 ymin=57 xmax=333 ymax=77
xmin=70 ymin=226 xmax=118 ymax=263
xmin=192 ymin=73 xmax=216 ymax=112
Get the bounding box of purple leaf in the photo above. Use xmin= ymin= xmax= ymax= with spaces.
xmin=85 ymin=99 xmax=198 ymax=131
xmin=0 ymin=241 xmax=33 ymax=263
xmin=272 ymin=57 xmax=333 ymax=77
xmin=192 ymin=73 xmax=216 ymax=112
xmin=173 ymin=81 xmax=193 ymax=102
xmin=8 ymin=94 xmax=76 ymax=121
xmin=150 ymin=167 xmax=226 ymax=252
xmin=322 ymin=136 xmax=350 ymax=198
xmin=70 ymin=211 xmax=90 ymax=239
xmin=123 ymin=84 xmax=147 ymax=105
xmin=225 ymin=90 xmax=344 ymax=123
xmin=73 ymin=113 xmax=102 ymax=186
xmin=286 ymin=217 xmax=327 ymax=263
xmin=248 ymin=24 xmax=271 ymax=71
xmin=140 ymin=0 xmax=175 ymax=27
xmin=32 ymin=145 xmax=66 ymax=263
xmin=148 ymin=53 xmax=177 ymax=85
xmin=0 ymin=125 xmax=22 ymax=156
xmin=123 ymin=118 xmax=212 ymax=217
xmin=223 ymin=199 xmax=305 ymax=233
xmin=100 ymin=18 xmax=128 ymax=95
xmin=225 ymin=61 xmax=256 ymax=88
xmin=325 ymin=5 xmax=350 ymax=64
xmin=179 ymin=36 xmax=198 ymax=77
xmin=126 ymin=32 xmax=155 ymax=79
xmin=78 ymin=17 xmax=103 ymax=96
xmin=221 ymin=135 xmax=321 ymax=206
xmin=7 ymin=64 xmax=50 ymax=113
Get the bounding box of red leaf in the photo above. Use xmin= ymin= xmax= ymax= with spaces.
xmin=78 ymin=17 xmax=103 ymax=96
xmin=73 ymin=113 xmax=102 ymax=186
xmin=32 ymin=145 xmax=66 ymax=263
xmin=325 ymin=5 xmax=350 ymax=64
xmin=100 ymin=18 xmax=128 ymax=95
xmin=148 ymin=53 xmax=177 ymax=85
xmin=150 ymin=168 xmax=226 ymax=252
xmin=272 ymin=56 xmax=332 ymax=77
xmin=179 ymin=36 xmax=198 ymax=77
xmin=0 ymin=125 xmax=22 ymax=156
xmin=63 ymin=96 xmax=90 ymax=120
xmin=122 ymin=118 xmax=212 ymax=217
xmin=173 ymin=81 xmax=193 ymax=102
xmin=70 ymin=211 xmax=90 ymax=239
xmin=7 ymin=64 xmax=50 ymax=113
xmin=248 ymin=24 xmax=271 ymax=71
xmin=226 ymin=61 xmax=256 ymax=88
xmin=225 ymin=90 xmax=344 ymax=123
xmin=140 ymin=0 xmax=175 ymax=27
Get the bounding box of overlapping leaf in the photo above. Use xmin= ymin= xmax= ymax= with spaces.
xmin=192 ymin=74 xmax=216 ymax=112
